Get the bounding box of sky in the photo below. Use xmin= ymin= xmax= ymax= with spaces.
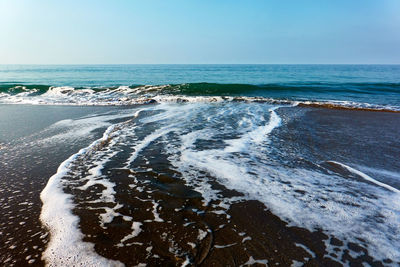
xmin=0 ymin=0 xmax=399 ymax=64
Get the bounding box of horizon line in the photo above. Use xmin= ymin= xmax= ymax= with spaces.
xmin=1 ymin=63 xmax=400 ymax=66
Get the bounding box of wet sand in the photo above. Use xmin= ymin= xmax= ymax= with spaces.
xmin=0 ymin=105 xmax=125 ymax=266
xmin=67 ymin=106 xmax=400 ymax=266
xmin=71 ymin=165 xmax=388 ymax=266
xmin=1 ymin=104 xmax=399 ymax=266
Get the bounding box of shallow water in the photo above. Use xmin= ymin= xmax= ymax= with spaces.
xmin=1 ymin=102 xmax=399 ymax=266
xmin=0 ymin=65 xmax=400 ymax=266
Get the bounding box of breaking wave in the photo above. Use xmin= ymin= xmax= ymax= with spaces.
xmin=0 ymin=83 xmax=399 ymax=112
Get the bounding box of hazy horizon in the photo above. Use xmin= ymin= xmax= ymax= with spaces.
xmin=1 ymin=63 xmax=400 ymax=65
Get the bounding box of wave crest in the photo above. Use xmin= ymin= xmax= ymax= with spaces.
xmin=0 ymin=83 xmax=399 ymax=112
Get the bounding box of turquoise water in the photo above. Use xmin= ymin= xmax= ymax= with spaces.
xmin=1 ymin=64 xmax=400 ymax=266
xmin=1 ymin=64 xmax=400 ymax=107
xmin=1 ymin=64 xmax=400 ymax=85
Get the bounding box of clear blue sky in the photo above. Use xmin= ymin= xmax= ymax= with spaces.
xmin=1 ymin=0 xmax=399 ymax=64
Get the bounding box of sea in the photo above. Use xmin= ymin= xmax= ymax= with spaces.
xmin=0 ymin=64 xmax=399 ymax=266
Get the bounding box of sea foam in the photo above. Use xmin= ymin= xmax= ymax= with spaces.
xmin=162 ymin=102 xmax=400 ymax=263
xmin=38 ymin=100 xmax=400 ymax=265
xmin=1 ymin=85 xmax=399 ymax=112
xmin=40 ymin=124 xmax=125 ymax=266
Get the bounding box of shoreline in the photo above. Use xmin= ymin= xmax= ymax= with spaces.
xmin=0 ymin=103 xmax=399 ymax=266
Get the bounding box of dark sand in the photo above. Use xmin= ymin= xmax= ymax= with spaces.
xmin=0 ymin=105 xmax=123 ymax=266
xmin=1 ymin=104 xmax=399 ymax=266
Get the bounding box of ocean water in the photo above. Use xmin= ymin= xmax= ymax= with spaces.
xmin=1 ymin=64 xmax=400 ymax=109
xmin=0 ymin=65 xmax=400 ymax=266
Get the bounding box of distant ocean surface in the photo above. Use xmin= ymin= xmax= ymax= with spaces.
xmin=1 ymin=65 xmax=400 ymax=266
xmin=1 ymin=64 xmax=400 ymax=109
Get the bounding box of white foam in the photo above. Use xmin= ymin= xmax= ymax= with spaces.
xmin=214 ymin=243 xmax=237 ymax=248
xmin=37 ymin=108 xmax=154 ymax=265
xmin=33 ymin=111 xmax=135 ymax=149
xmin=357 ymin=166 xmax=400 ymax=181
xmin=125 ymin=126 xmax=174 ymax=167
xmin=152 ymin=95 xmax=225 ymax=103
xmin=40 ymin=124 xmax=124 ymax=266
xmin=181 ymin=257 xmax=191 ymax=267
xmin=198 ymin=229 xmax=208 ymax=240
xmin=242 ymin=236 xmax=252 ymax=243
xmin=224 ymin=106 xmax=281 ymax=152
xmin=77 ymin=151 xmax=119 ymax=205
xmin=327 ymin=161 xmax=400 ymax=194
xmin=98 ymin=204 xmax=124 ymax=228
xmin=1 ymin=85 xmax=398 ymax=112
xmin=295 ymin=243 xmax=316 ymax=258
xmin=162 ymin=102 xmax=400 ymax=263
xmin=125 ymin=103 xmax=199 ymax=167
xmin=44 ymin=86 xmax=77 ymax=96
xmin=151 ymin=201 xmax=164 ymax=222
xmin=37 ymin=99 xmax=400 ymax=265
xmin=118 ymin=222 xmax=143 ymax=247
xmin=57 ymin=109 xmax=147 ymax=233
xmin=240 ymin=256 xmax=268 ymax=266
xmin=291 ymin=260 xmax=304 ymax=267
